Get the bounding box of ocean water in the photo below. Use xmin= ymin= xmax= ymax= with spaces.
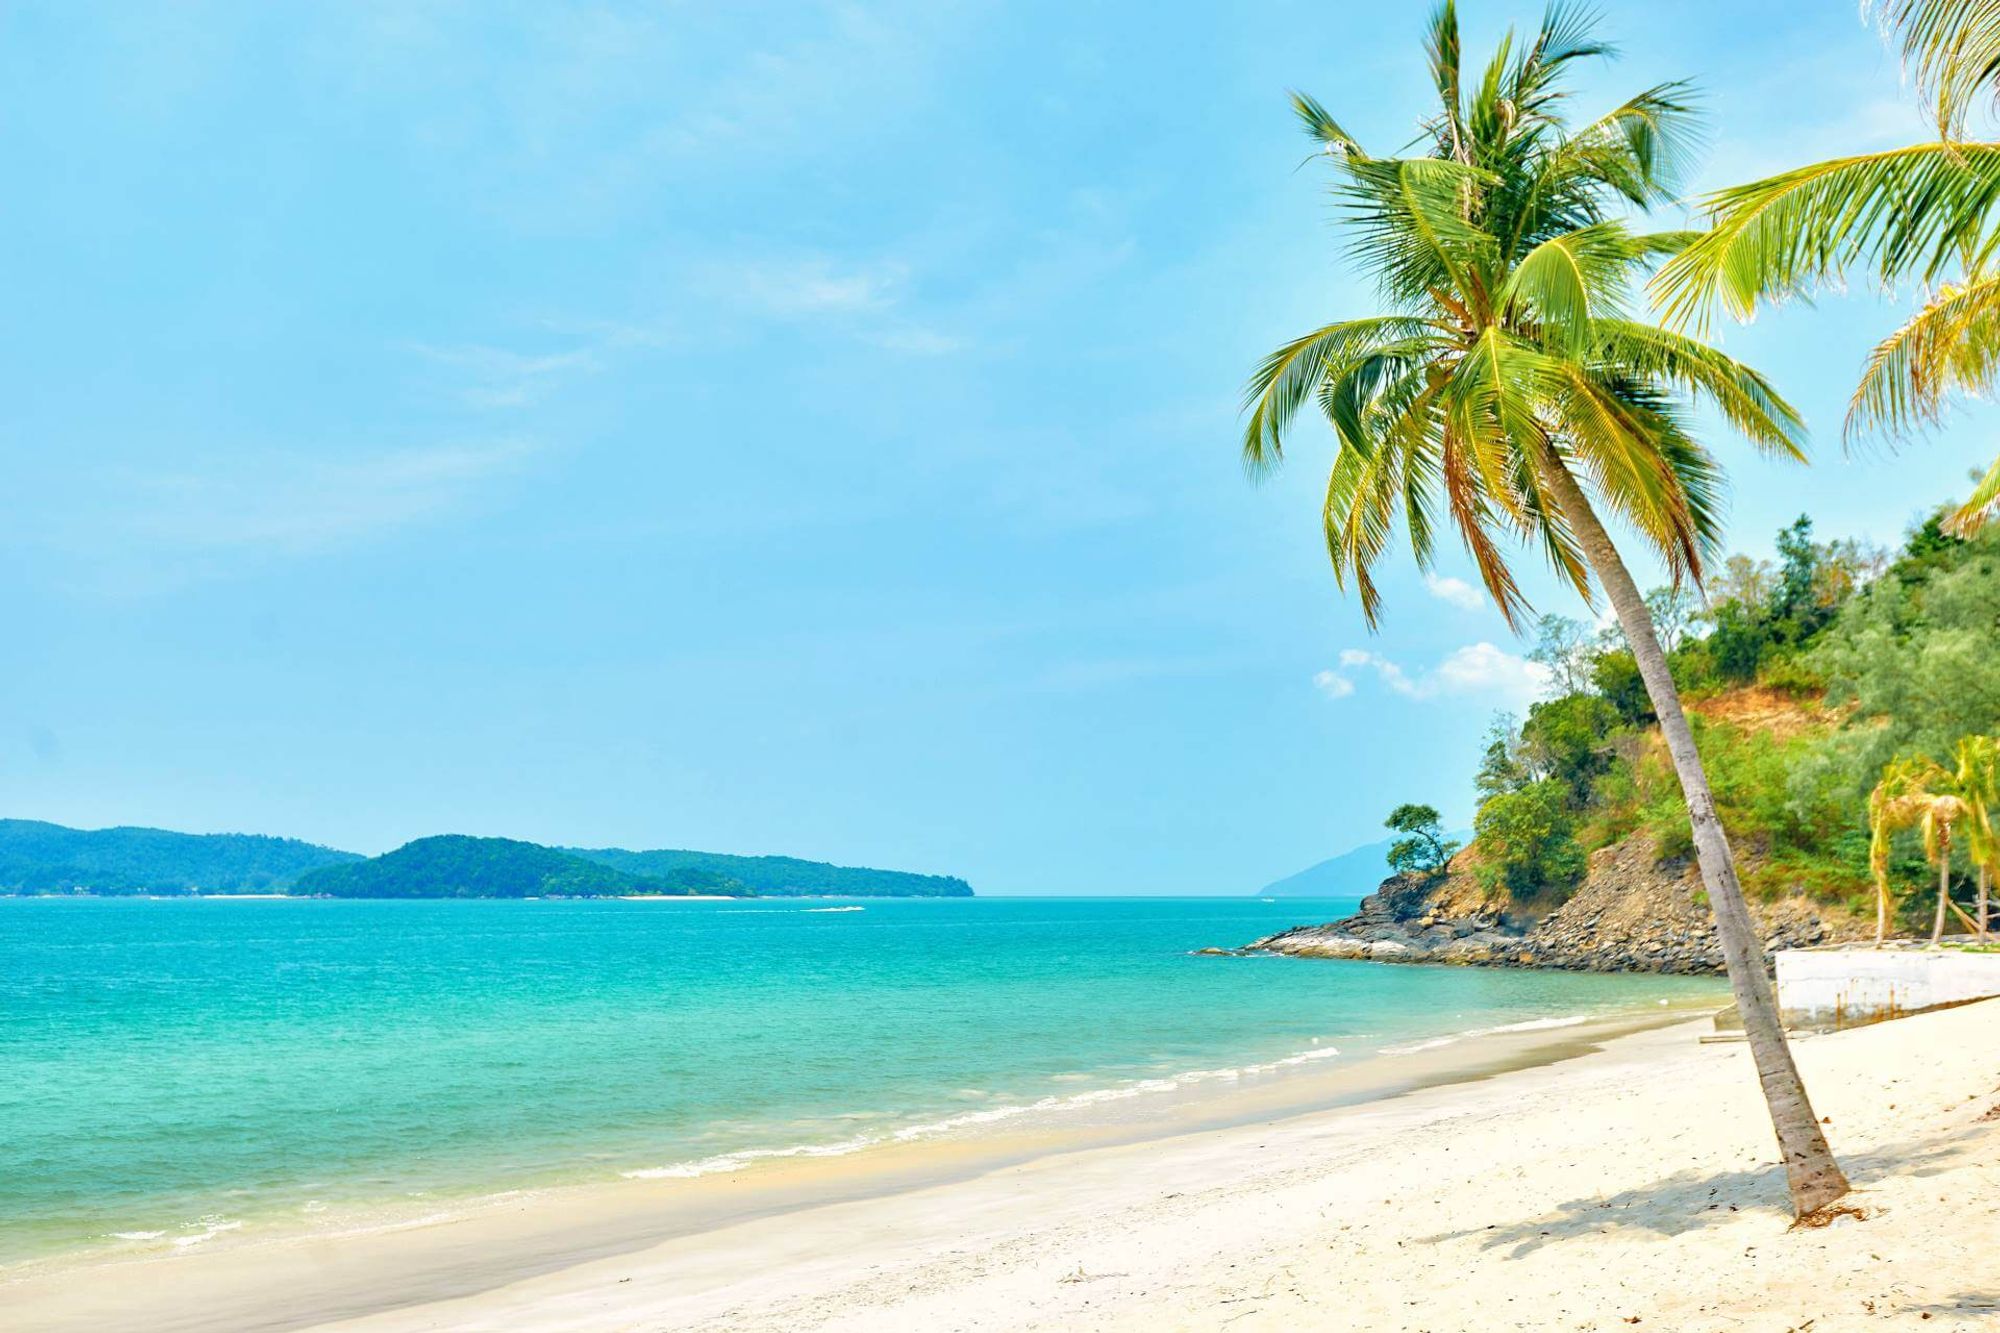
xmin=0 ymin=896 xmax=1722 ymax=1265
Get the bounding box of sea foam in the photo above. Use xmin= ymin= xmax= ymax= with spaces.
xmin=620 ymin=1040 xmax=1345 ymax=1181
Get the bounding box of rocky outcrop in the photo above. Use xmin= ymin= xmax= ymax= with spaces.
xmin=1249 ymin=834 xmax=1867 ymax=975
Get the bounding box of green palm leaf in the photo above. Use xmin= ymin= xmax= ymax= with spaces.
xmin=1653 ymin=142 xmax=2000 ymax=329
xmin=1848 ymin=269 xmax=2000 ymax=441
xmin=1872 ymin=0 xmax=2000 ymax=137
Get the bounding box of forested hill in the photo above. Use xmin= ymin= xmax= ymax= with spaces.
xmin=0 ymin=819 xmax=360 ymax=894
xmin=0 ymin=820 xmax=976 ymax=899
xmin=566 ymin=847 xmax=974 ymax=897
xmin=292 ymin=835 xmax=747 ymax=899
xmin=1258 ymin=504 xmax=2000 ymax=972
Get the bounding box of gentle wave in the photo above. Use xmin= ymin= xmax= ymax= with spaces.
xmin=170 ymin=1217 xmax=243 ymax=1248
xmin=1469 ymin=1015 xmax=1589 ymax=1037
xmin=622 ymin=1041 xmax=1345 ymax=1181
xmin=1380 ymin=1036 xmax=1457 ymax=1055
xmin=803 ymin=906 xmax=864 ymax=913
xmin=1380 ymin=1013 xmax=1589 ymax=1057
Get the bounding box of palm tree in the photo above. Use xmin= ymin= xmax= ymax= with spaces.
xmin=1951 ymin=734 xmax=1998 ymax=940
xmin=1653 ymin=1 xmax=2000 ymax=535
xmin=1868 ymin=756 xmax=1972 ymax=945
xmin=1241 ymin=2 xmax=1849 ymax=1216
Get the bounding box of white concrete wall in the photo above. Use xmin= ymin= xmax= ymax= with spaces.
xmin=1777 ymin=948 xmax=2000 ymax=1029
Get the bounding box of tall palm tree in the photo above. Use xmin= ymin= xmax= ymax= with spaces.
xmin=1653 ymin=1 xmax=2000 ymax=534
xmin=1868 ymin=755 xmax=1972 ymax=946
xmin=1241 ymin=2 xmax=1850 ymax=1216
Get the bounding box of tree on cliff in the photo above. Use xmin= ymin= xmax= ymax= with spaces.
xmin=1239 ymin=2 xmax=1849 ymax=1214
xmin=1383 ymin=803 xmax=1458 ymax=878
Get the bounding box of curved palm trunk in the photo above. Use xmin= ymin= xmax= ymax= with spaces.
xmin=1535 ymin=448 xmax=1850 ymax=1217
xmin=1931 ymin=830 xmax=1953 ymax=947
xmin=1980 ymin=865 xmax=1990 ymax=941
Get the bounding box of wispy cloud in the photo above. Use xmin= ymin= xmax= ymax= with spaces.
xmin=122 ymin=438 xmax=540 ymax=556
xmin=409 ymin=343 xmax=600 ymax=410
xmin=699 ymin=253 xmax=962 ymax=355
xmin=1423 ymin=572 xmax=1486 ymax=611
xmin=1316 ymin=643 xmax=1550 ymax=708
xmin=718 ymin=256 xmax=905 ymax=317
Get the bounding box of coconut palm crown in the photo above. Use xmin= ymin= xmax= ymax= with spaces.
xmin=1243 ymin=1 xmax=1805 ymax=630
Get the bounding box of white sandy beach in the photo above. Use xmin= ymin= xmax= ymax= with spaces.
xmin=9 ymin=998 xmax=1997 ymax=1332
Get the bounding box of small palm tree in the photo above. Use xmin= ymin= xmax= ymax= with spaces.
xmin=1242 ymin=2 xmax=1849 ymax=1215
xmin=1869 ymin=756 xmax=1972 ymax=946
xmin=1653 ymin=0 xmax=2000 ymax=534
xmin=1952 ymin=734 xmax=1999 ymax=940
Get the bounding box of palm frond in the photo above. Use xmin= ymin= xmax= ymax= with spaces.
xmin=1291 ymin=91 xmax=1366 ymax=159
xmin=1559 ymin=83 xmax=1702 ymax=203
xmin=1241 ymin=317 xmax=1434 ymax=472
xmin=1424 ymin=1 xmax=1466 ymax=161
xmin=1552 ymin=372 xmax=1712 ymax=583
xmin=1946 ymin=448 xmax=2000 ymax=533
xmin=1502 ymin=222 xmax=1642 ymax=345
xmin=1323 ymin=413 xmax=1415 ymax=626
xmin=1954 ymin=733 xmax=2000 ymax=867
xmin=1653 ymin=142 xmax=2000 ymax=329
xmin=1338 ymin=157 xmax=1498 ymax=302
xmin=1848 ymin=268 xmax=2000 ymax=442
xmin=1871 ymin=0 xmax=2000 ymax=138
xmin=1594 ymin=319 xmax=1807 ymax=459
xmin=1442 ymin=423 xmax=1540 ymax=627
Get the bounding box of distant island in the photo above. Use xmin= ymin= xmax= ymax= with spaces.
xmin=0 ymin=820 xmax=973 ymax=898
xmin=293 ymin=836 xmax=746 ymax=899
xmin=0 ymin=819 xmax=361 ymax=895
xmin=564 ymin=846 xmax=972 ymax=898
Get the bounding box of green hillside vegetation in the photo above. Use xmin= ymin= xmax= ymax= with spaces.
xmin=567 ymin=847 xmax=974 ymax=897
xmin=1458 ymin=506 xmax=2000 ymax=932
xmin=0 ymin=819 xmax=360 ymax=894
xmin=293 ymin=836 xmax=751 ymax=899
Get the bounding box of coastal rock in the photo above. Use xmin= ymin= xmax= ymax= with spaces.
xmin=1246 ymin=834 xmax=1869 ymax=977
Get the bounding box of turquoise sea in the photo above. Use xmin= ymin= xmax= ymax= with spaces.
xmin=1 ymin=896 xmax=1723 ymax=1266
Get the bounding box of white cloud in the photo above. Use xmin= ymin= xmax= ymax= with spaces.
xmin=1423 ymin=572 xmax=1486 ymax=612
xmin=1428 ymin=643 xmax=1551 ymax=701
xmin=1320 ymin=642 xmax=1550 ymax=708
xmin=1311 ymin=669 xmax=1355 ymax=699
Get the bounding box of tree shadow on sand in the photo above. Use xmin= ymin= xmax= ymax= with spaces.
xmin=1906 ymin=1292 xmax=2000 ymax=1317
xmin=1422 ymin=1129 xmax=1975 ymax=1260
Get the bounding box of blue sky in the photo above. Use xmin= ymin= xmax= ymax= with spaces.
xmin=2 ymin=2 xmax=1994 ymax=894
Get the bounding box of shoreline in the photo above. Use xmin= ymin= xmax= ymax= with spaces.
xmin=1 ymin=999 xmax=1721 ymax=1332
xmin=311 ymin=1000 xmax=2000 ymax=1329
